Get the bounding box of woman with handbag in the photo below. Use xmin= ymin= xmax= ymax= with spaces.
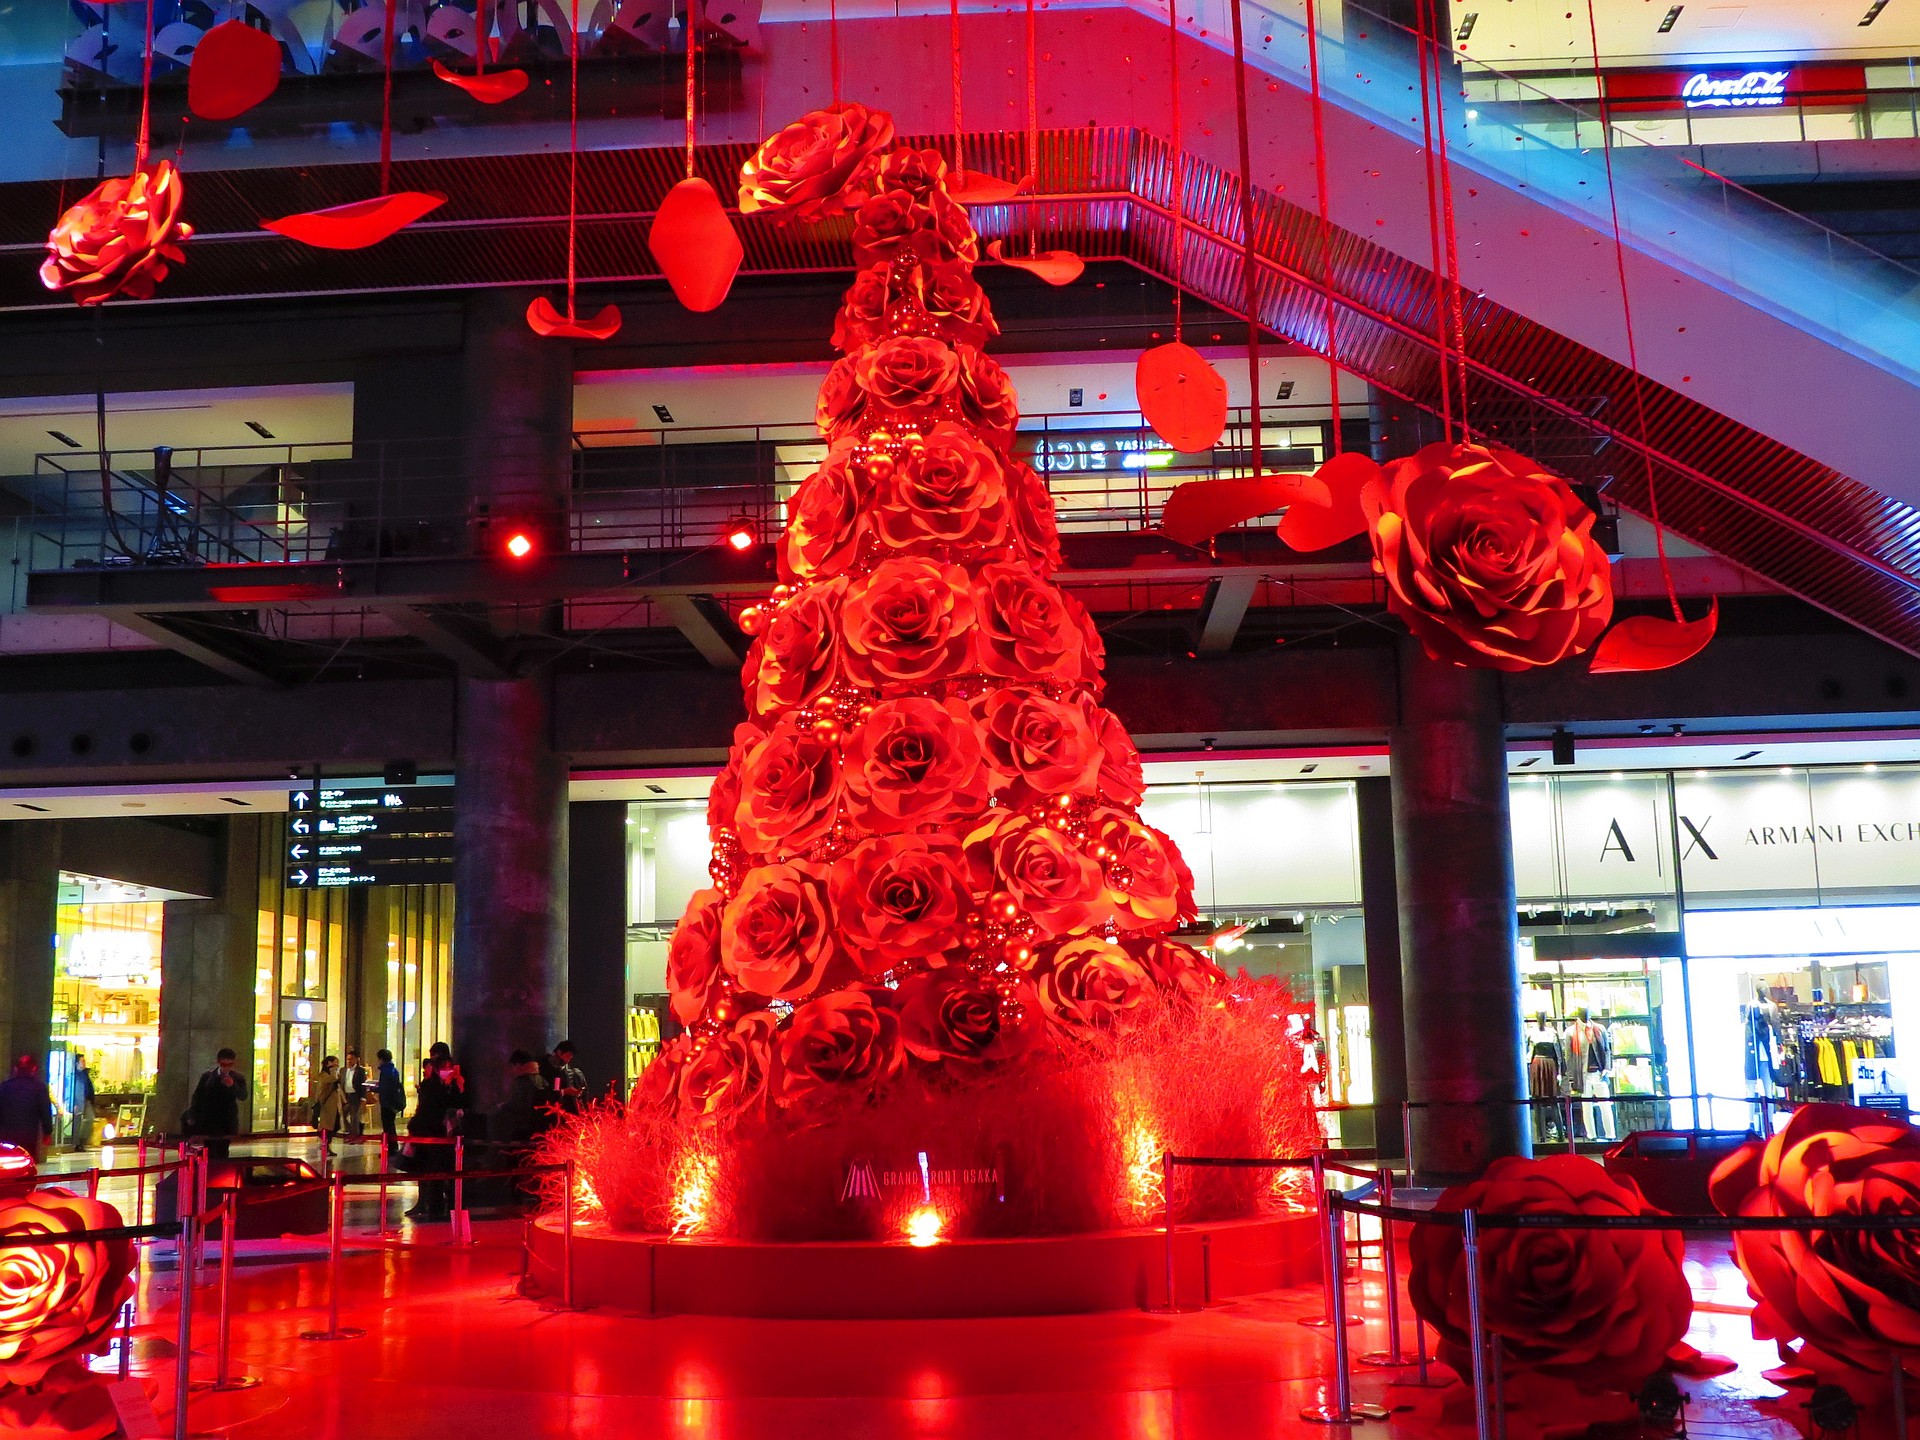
xmin=311 ymin=1056 xmax=345 ymax=1157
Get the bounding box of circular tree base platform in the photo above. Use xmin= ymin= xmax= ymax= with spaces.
xmin=524 ymin=1210 xmax=1320 ymax=1318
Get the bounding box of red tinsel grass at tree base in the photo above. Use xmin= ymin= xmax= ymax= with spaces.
xmin=1408 ymin=1156 xmax=1693 ymax=1395
xmin=1709 ymin=1102 xmax=1920 ymax=1400
xmin=544 ymin=978 xmax=1318 ymax=1242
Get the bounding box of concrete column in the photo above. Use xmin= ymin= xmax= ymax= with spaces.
xmin=453 ymin=676 xmax=569 ymax=1115
xmin=155 ymin=817 xmax=263 ymax=1134
xmin=0 ymin=824 xmax=58 ymax=1071
xmin=464 ymin=286 xmax=573 ymax=572
xmin=1391 ymin=639 xmax=1529 ymax=1181
xmin=568 ymin=801 xmax=629 ymax=1105
xmin=1356 ymin=777 xmax=1408 ymax=1161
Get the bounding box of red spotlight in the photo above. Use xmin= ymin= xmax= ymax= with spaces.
xmin=723 ymin=519 xmax=757 ymax=553
xmin=503 ymin=530 xmax=534 ymax=560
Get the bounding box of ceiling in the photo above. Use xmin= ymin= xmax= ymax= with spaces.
xmin=1447 ymin=0 xmax=1920 ymax=70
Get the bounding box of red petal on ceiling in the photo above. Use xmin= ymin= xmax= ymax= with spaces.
xmin=1135 ymin=342 xmax=1228 ymax=454
xmin=187 ymin=20 xmax=283 ymax=121
xmin=647 ymin=177 xmax=744 ymax=313
xmin=1277 ymin=450 xmax=1381 ymax=552
xmin=526 ymin=296 xmax=623 ymax=340
xmin=431 ymin=60 xmax=530 ymax=103
xmin=986 ymin=239 xmax=1084 ymax=286
xmin=1161 ymin=475 xmax=1326 ymax=549
xmin=260 ymin=192 xmax=447 ymax=249
xmin=948 ymin=169 xmax=1022 ymax=205
xmin=1589 ymin=599 xmax=1718 ymax=674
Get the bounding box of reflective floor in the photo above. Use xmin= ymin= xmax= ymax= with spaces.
xmin=83 ymin=1197 xmax=1852 ymax=1440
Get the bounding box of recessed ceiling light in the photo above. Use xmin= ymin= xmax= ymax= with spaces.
xmin=1516 ymin=756 xmax=1540 ymax=767
xmin=1455 ymin=13 xmax=1478 ymax=41
xmin=245 ymin=420 xmax=276 ymax=439
xmin=1658 ymin=6 xmax=1684 ymax=32
xmin=1274 ymin=381 xmax=1295 ymax=400
xmin=1298 ymin=763 xmax=1317 ymax=773
xmin=221 ymin=797 xmax=251 ymax=806
xmin=1735 ymin=749 xmax=1762 ymax=761
xmin=47 ymin=430 xmax=81 ymax=448
xmin=121 ymin=800 xmax=146 ymax=808
xmin=13 ymin=803 xmax=49 ymax=813
xmin=651 ymin=404 xmax=675 ymax=424
xmin=645 ymin=783 xmax=667 ymax=795
xmin=1862 ymin=0 xmax=1891 ymax=24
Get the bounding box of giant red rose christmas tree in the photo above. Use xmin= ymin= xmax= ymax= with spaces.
xmin=651 ymin=104 xmax=1223 ymax=1118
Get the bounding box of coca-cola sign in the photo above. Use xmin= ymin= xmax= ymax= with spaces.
xmin=1680 ymin=70 xmax=1790 ymax=108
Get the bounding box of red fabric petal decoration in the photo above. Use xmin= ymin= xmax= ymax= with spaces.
xmin=948 ymin=169 xmax=1023 ymax=205
xmin=261 ymin=191 xmax=446 ymax=249
xmin=1665 ymin=1342 xmax=1740 ymax=1378
xmin=187 ymin=20 xmax=283 ymax=121
xmin=1135 ymin=342 xmax=1228 ymax=453
xmin=986 ymin=240 xmax=1083 ymax=286
xmin=1589 ymin=599 xmax=1718 ymax=674
xmin=431 ymin=60 xmax=529 ymax=104
xmin=648 ymin=177 xmax=744 ymax=313
xmin=1161 ymin=475 xmax=1326 ymax=548
xmin=1277 ymin=450 xmax=1380 ymax=551
xmin=1759 ymin=1362 xmax=1816 ymax=1387
xmin=526 ymin=297 xmax=623 ymax=340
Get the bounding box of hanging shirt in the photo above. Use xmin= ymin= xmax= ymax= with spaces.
xmin=1815 ymin=1038 xmax=1843 ymax=1087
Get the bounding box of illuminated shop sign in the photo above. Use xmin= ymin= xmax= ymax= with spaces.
xmin=1681 ymin=70 xmax=1789 ymax=108
xmin=61 ymin=932 xmax=157 ymax=985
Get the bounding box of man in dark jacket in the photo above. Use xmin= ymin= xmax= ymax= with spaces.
xmin=496 ymin=1051 xmax=551 ymax=1146
xmin=0 ymin=1056 xmax=54 ymax=1161
xmin=406 ymin=1050 xmax=466 ymax=1221
xmin=186 ymin=1049 xmax=247 ymax=1160
xmin=375 ymin=1049 xmax=404 ymax=1144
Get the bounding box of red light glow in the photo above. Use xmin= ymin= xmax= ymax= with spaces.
xmin=504 ymin=532 xmax=534 ymax=560
xmin=725 ymin=525 xmax=756 ymax=552
xmin=905 ymin=1207 xmax=945 ymax=1247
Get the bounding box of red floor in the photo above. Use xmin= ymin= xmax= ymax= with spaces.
xmin=107 ymin=1216 xmax=1865 ymax=1440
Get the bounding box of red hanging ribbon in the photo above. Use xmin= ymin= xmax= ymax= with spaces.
xmin=1228 ymin=0 xmax=1262 ymax=481
xmin=1303 ymin=0 xmax=1340 ymax=453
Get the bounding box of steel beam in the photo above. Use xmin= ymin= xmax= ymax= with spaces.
xmin=105 ymin=612 xmax=281 ymax=689
xmin=1196 ymin=571 xmax=1262 ymax=656
xmin=657 ymin=594 xmax=748 ymax=669
xmin=374 ymin=604 xmax=514 ymax=680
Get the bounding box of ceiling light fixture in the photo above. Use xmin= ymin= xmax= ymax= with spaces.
xmin=652 ymin=404 xmax=675 ymax=424
xmin=245 ymin=420 xmax=276 ymax=439
xmin=1274 ymin=380 xmax=1295 ymax=400
xmin=1456 ymin=11 xmax=1478 ymax=41
xmin=1658 ymin=6 xmax=1684 ymax=32
xmin=1862 ymin=0 xmax=1890 ymax=23
xmin=47 ymin=430 xmax=81 ymax=448
xmin=1734 ymin=749 xmax=1762 ymax=761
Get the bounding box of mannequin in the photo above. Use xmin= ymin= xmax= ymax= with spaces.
xmin=1574 ymin=1007 xmax=1615 ymax=1142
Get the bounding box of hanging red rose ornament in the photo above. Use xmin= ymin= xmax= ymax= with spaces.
xmin=187 ymin=19 xmax=283 ymax=120
xmin=41 ymin=162 xmax=193 ymax=306
xmin=262 ymin=191 xmax=446 ymax=250
xmin=649 ymin=177 xmax=744 ymax=313
xmin=1135 ymin=341 xmax=1228 ymax=453
xmin=431 ymin=59 xmax=530 ymax=104
xmin=1363 ymin=441 xmax=1614 ymax=671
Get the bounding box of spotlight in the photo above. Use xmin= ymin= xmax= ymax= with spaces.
xmin=723 ymin=518 xmax=758 ymax=553
xmin=905 ymin=1206 xmax=945 ymax=1247
xmin=503 ymin=530 xmax=534 ymax=560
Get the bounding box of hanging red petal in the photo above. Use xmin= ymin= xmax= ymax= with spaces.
xmin=1161 ymin=475 xmax=1326 ymax=549
xmin=1665 ymin=1342 xmax=1740 ymax=1379
xmin=1276 ymin=450 xmax=1379 ymax=552
xmin=1135 ymin=342 xmax=1227 ymax=454
xmin=986 ymin=239 xmax=1083 ymax=286
xmin=648 ymin=177 xmax=744 ymax=313
xmin=1589 ymin=599 xmax=1718 ymax=674
xmin=948 ymin=170 xmax=1022 ymax=205
xmin=431 ymin=60 xmax=530 ymax=104
xmin=261 ymin=192 xmax=446 ymax=249
xmin=527 ymin=296 xmax=623 ymax=340
xmin=187 ymin=20 xmax=283 ymax=121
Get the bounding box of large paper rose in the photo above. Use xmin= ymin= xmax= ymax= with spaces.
xmin=974 ymin=563 xmax=1088 ymax=682
xmin=957 ymin=343 xmax=1019 ymax=433
xmin=855 ymin=335 xmax=960 ymax=413
xmin=873 ymin=146 xmax=949 ymax=199
xmin=0 ymin=1189 xmax=135 ymax=1386
xmin=41 ymin=162 xmax=193 ymax=306
xmin=1363 ymin=441 xmax=1613 ymax=672
xmin=1709 ymin=1102 xmax=1920 ymax=1392
xmin=677 ymin=1012 xmax=777 ymax=1123
xmin=876 ymin=422 xmax=1008 ymax=549
xmin=666 ymin=887 xmax=727 ymax=1025
xmin=914 ymin=259 xmax=998 ymax=345
xmin=841 ymin=696 xmax=986 ymax=831
xmin=830 ymin=834 xmax=972 ymax=974
xmin=784 ymin=447 xmax=871 ymax=581
xmin=746 ymin=578 xmax=844 ymax=717
xmin=963 ymin=810 xmax=1107 ymax=938
xmin=850 ymin=188 xmax=926 ymax=265
xmin=832 ymin=263 xmax=896 ymax=353
xmin=1091 ymin=707 xmax=1146 ymax=806
xmin=1409 ymin=1156 xmax=1692 ymax=1393
xmin=706 ymin=722 xmax=762 ymax=837
xmin=1129 ymin=935 xmax=1229 ymax=1002
xmin=720 ymin=861 xmax=838 ymax=1000
xmin=0 ymin=1356 xmax=120 ymax=1439
xmin=738 ymin=102 xmax=895 ymax=221
xmin=976 ymin=687 xmax=1099 ymax=802
xmin=1008 ymin=460 xmax=1063 ymax=571
xmin=733 ymin=719 xmax=841 ymax=857
xmin=816 ymin=355 xmax=868 ymax=442
xmin=898 ymin=970 xmax=1041 ymax=1066
xmin=635 ymin=1035 xmax=692 ymax=1111
xmin=1033 ymin=936 xmax=1152 ymax=1033
xmin=779 ymin=987 xmax=903 ymax=1110
xmin=841 ymin=557 xmax=978 ymax=689
xmin=1084 ymin=806 xmax=1193 ymax=929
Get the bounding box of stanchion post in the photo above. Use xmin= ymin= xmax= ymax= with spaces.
xmin=192 ymin=1192 xmax=259 ymax=1392
xmin=1362 ymin=1168 xmax=1412 ymax=1368
xmin=1463 ymin=1208 xmax=1493 ymax=1440
xmin=1401 ymin=1104 xmax=1416 ymax=1187
xmin=1300 ymin=1194 xmax=1390 ymax=1425
xmin=377 ymin=1134 xmax=390 ymax=1239
xmin=1162 ymin=1151 xmax=1175 ymax=1313
xmin=451 ymin=1136 xmax=473 ymax=1246
xmin=135 ymin=1138 xmax=148 ymax=1229
xmin=300 ymin=1172 xmax=364 ymax=1342
xmin=87 ymin=1167 xmax=99 ymax=1200
xmin=171 ymin=1152 xmax=198 ymax=1440
xmin=563 ymin=1159 xmax=576 ymax=1311
xmin=1563 ymin=1093 xmax=1576 ymax=1156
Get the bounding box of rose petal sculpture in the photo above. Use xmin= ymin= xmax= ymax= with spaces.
xmin=1408 ymin=1156 xmax=1693 ymax=1393
xmin=737 ymin=102 xmax=896 ymax=222
xmin=1709 ymin=1102 xmax=1920 ymax=1394
xmin=41 ymin=163 xmax=193 ymax=306
xmin=1363 ymin=441 xmax=1614 ymax=672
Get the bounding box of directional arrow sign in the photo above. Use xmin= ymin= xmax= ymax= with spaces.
xmin=290 ymin=869 xmax=310 ymax=886
xmin=289 ymin=844 xmax=310 ymax=860
xmin=291 ymin=818 xmax=311 ymax=834
xmin=291 ymin=791 xmax=311 ymax=809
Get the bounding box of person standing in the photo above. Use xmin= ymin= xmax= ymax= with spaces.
xmin=342 ymin=1050 xmax=369 ymax=1138
xmin=186 ymin=1049 xmax=248 ymax=1161
xmin=67 ymin=1052 xmax=97 ymax=1153
xmin=549 ymin=1040 xmax=586 ymax=1117
xmin=405 ymin=1051 xmax=466 ymax=1222
xmin=0 ymin=1056 xmax=54 ymax=1162
xmin=311 ymin=1056 xmax=344 ymax=1154
xmin=375 ymin=1049 xmax=404 ymax=1145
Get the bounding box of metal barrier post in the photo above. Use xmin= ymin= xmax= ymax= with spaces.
xmin=1562 ymin=1094 xmax=1577 ymax=1155
xmin=1300 ymin=1154 xmax=1361 ymax=1330
xmin=1463 ymin=1208 xmax=1493 ymax=1440
xmin=563 ymin=1159 xmax=576 ymax=1310
xmin=1161 ymin=1151 xmax=1176 ymax=1313
xmin=135 ymin=1137 xmax=148 ymax=1229
xmin=171 ymin=1152 xmax=199 ymax=1440
xmin=376 ymin=1134 xmax=391 ymax=1238
xmin=87 ymin=1167 xmax=99 ymax=1200
xmin=194 ymin=1195 xmax=261 ymax=1393
xmin=300 ymin=1173 xmax=364 ymax=1342
xmin=1361 ymin=1170 xmax=1412 ymax=1368
xmin=450 ymin=1137 xmax=474 ymax=1246
xmin=1300 ymin=1194 xmax=1389 ymax=1424
xmin=1400 ymin=1104 xmax=1416 ymax=1186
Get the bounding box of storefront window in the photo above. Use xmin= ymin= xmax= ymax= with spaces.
xmin=49 ymin=875 xmax=164 ymax=1145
